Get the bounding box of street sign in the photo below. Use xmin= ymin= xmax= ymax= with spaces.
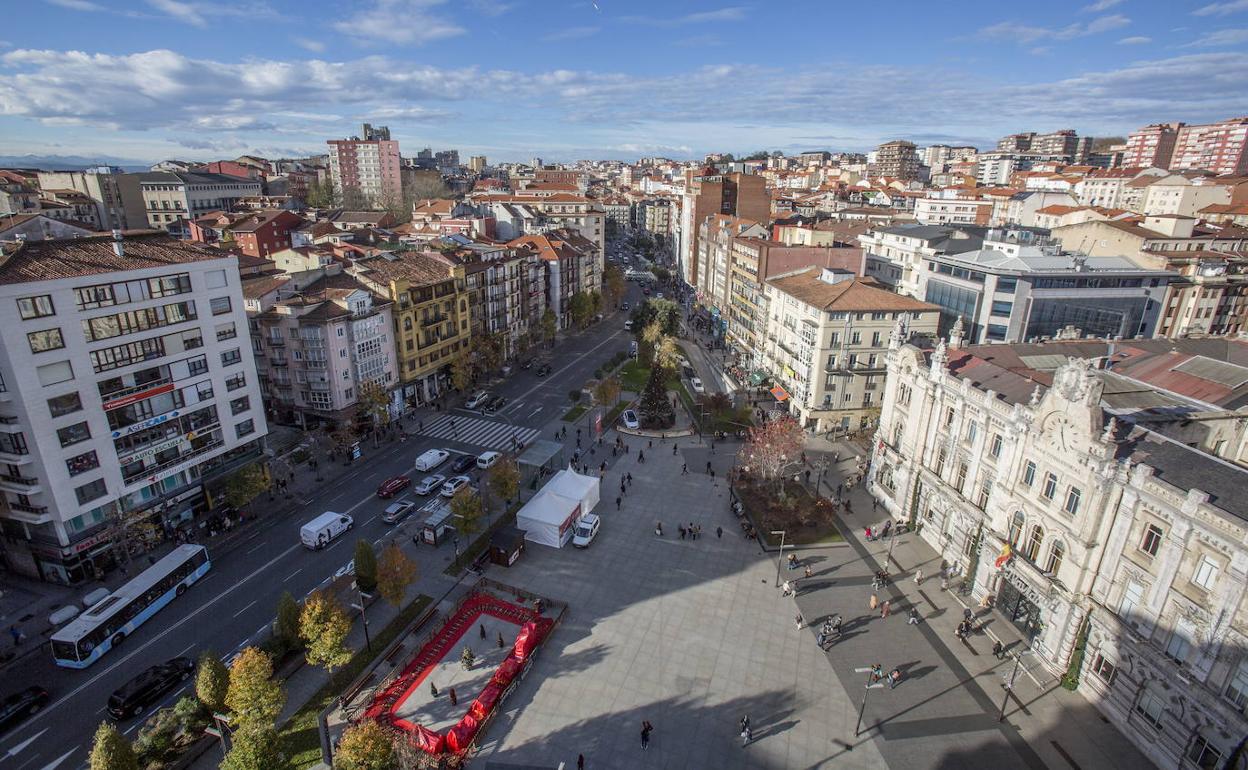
xmin=205 ymin=726 xmax=223 ymax=738
xmin=351 ymin=441 xmax=361 ymax=460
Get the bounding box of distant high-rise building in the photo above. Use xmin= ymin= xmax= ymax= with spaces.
xmin=676 ymin=170 xmax=769 ymax=291
xmin=327 ymin=124 xmax=401 ymax=205
xmin=997 ymin=133 xmax=1035 ymax=152
xmin=468 ymin=155 xmax=487 ymax=173
xmin=1123 ymin=122 xmax=1182 ymax=170
xmin=1171 ymin=117 xmax=1248 ymax=175
xmin=874 ymin=140 xmax=921 ymax=180
xmin=996 ymin=130 xmax=1092 ymax=162
xmin=531 ymin=157 xmax=544 ymax=169
xmin=360 ymin=123 xmax=390 ymax=141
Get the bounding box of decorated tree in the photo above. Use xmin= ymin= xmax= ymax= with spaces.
xmin=737 ymin=415 xmax=805 ymax=490
xmin=376 ymin=543 xmax=418 ymax=607
xmin=299 ymin=590 xmax=352 ymax=675
xmin=460 ymin=646 xmax=476 ymax=670
xmin=637 ymin=365 xmax=674 ymax=429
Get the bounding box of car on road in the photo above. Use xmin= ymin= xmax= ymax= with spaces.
xmin=656 ymin=292 xmax=664 ymax=299
xmin=0 ymin=686 xmax=50 ymax=731
xmin=520 ymin=359 xmax=533 ymax=370
xmin=691 ymin=377 xmax=705 ymax=394
xmin=414 ymin=448 xmax=450 ymax=472
xmin=107 ymin=657 xmax=194 ymax=719
xmin=414 ymin=474 xmax=446 ymax=495
xmin=482 ymin=394 xmax=506 ymax=414
xmin=536 ymin=363 xmax=552 ymax=377
xmin=624 ymin=320 xmax=633 ymax=331
xmin=382 ymin=500 xmax=417 ymax=524
xmin=621 ymin=301 xmax=630 ymax=310
xmin=465 ymin=391 xmax=491 ymax=409
xmin=620 ymin=409 xmax=640 ymax=429
xmin=440 ymin=475 xmax=472 ymax=498
xmin=572 ymin=514 xmax=601 ymax=548
xmin=450 ymin=454 xmax=477 ymax=474
xmin=376 ymin=475 xmax=411 ymax=498
xmin=477 ymin=450 xmax=501 ymax=469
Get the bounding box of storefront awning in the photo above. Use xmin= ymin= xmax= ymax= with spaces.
xmin=770 ymin=385 xmax=790 ymax=402
xmin=748 ymin=371 xmax=769 ymax=387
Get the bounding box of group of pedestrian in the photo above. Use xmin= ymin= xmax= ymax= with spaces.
xmin=678 ymin=522 xmax=702 ymax=540
xmin=867 ymin=663 xmax=904 ymax=689
xmin=816 ymin=615 xmax=842 ymax=648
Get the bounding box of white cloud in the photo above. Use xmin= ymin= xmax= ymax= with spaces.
xmin=1193 ymin=0 xmax=1248 ymax=16
xmin=293 ymin=36 xmax=326 ymax=52
xmin=147 ymin=0 xmax=206 ymax=25
xmin=1182 ymin=28 xmax=1248 ymax=46
xmin=466 ymin=0 xmax=514 ymax=16
xmin=977 ymin=14 xmax=1130 ymax=44
xmin=362 ymin=105 xmax=455 ymax=121
xmin=622 ymin=6 xmax=746 ymax=26
xmin=46 ymin=0 xmax=105 ymax=10
xmin=541 ymin=26 xmax=600 ymax=42
xmin=1082 ymin=0 xmax=1124 ymax=11
xmin=1117 ymin=35 xmax=1151 ymax=44
xmin=332 ymin=0 xmax=464 ymax=45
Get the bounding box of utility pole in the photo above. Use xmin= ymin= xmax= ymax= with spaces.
xmin=772 ymin=530 xmax=787 ymax=587
xmin=854 ymin=666 xmax=886 ymax=736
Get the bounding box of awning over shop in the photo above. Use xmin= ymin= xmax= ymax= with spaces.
xmin=748 ymin=371 xmax=768 ymax=386
xmin=770 ymin=385 xmax=790 ymax=402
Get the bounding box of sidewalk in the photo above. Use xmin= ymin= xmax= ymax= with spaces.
xmin=789 ymin=437 xmax=1154 ymax=770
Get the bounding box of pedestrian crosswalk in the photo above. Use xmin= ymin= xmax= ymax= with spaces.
xmin=415 ymin=414 xmax=540 ymax=451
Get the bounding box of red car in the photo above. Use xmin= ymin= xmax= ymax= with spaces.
xmin=376 ymin=475 xmax=411 ymax=498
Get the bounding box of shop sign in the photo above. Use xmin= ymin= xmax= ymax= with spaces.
xmin=1001 ymin=566 xmax=1054 ymax=609
xmin=112 ymin=410 xmax=180 ymax=438
xmin=103 ymin=382 xmax=175 ymax=411
xmin=119 ymin=436 xmax=183 ymax=465
xmin=72 ymin=530 xmax=114 ymax=554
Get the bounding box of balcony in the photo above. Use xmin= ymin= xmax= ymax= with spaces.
xmin=421 ymin=314 xmax=448 ymax=328
xmin=100 ymin=375 xmax=173 ymax=406
xmin=269 ymin=358 xmax=289 ymax=367
xmin=9 ymin=501 xmax=48 ymax=515
xmin=0 ymin=472 xmax=41 ymax=494
xmin=0 ymin=450 xmax=31 ymax=465
xmin=267 ymin=337 xmax=286 ymax=347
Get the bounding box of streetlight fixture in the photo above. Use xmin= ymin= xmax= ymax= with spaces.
xmin=999 ymin=643 xmax=1029 ymax=722
xmin=854 ymin=666 xmax=886 ymax=737
xmin=772 ymin=530 xmax=787 ymax=587
xmin=351 ymin=589 xmax=373 ymax=653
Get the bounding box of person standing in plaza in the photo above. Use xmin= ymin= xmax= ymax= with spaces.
xmin=740 ymin=724 xmax=752 ymax=746
xmin=880 ymin=600 xmax=891 ymax=619
xmin=716 ymin=526 xmax=723 ymax=538
xmin=889 ymin=668 xmax=902 ymax=689
xmin=992 ymin=640 xmax=1004 ymax=660
xmin=914 ymin=568 xmax=923 ymax=585
xmin=641 ymin=720 xmax=653 ymax=750
xmin=908 ymin=607 xmax=920 ymax=625
xmin=578 ymin=754 xmax=584 ymax=770
xmin=869 ymin=592 xmax=879 ymax=610
xmin=616 ymin=496 xmax=622 ymax=510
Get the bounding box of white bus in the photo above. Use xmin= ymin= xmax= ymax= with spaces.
xmin=51 ymin=544 xmax=211 ymax=669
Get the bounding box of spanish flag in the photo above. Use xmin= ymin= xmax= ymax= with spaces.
xmin=994 ymin=543 xmax=1012 ymax=569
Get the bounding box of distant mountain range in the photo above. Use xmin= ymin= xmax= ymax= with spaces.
xmin=0 ymin=154 xmax=152 ymax=172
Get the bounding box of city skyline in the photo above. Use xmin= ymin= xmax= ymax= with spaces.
xmin=2 ymin=0 xmax=1247 ymax=164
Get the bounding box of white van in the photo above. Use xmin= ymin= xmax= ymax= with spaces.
xmin=301 ymin=511 xmax=353 ymax=550
xmin=414 ymin=448 xmax=450 ymax=472
xmin=476 ymin=450 xmax=501 ymax=470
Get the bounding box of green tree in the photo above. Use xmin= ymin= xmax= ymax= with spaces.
xmin=273 ymin=591 xmax=302 ymax=655
xmin=303 ymin=178 xmax=335 ymax=208
xmin=449 ymin=486 xmax=485 ymax=537
xmin=89 ymin=722 xmax=138 ymax=770
xmin=225 ymin=647 xmax=285 ymax=730
xmin=339 ymin=185 xmax=372 ymax=210
xmin=593 ymin=375 xmax=621 ymax=407
xmin=222 ymin=462 xmax=269 ymax=511
xmin=333 ymin=719 xmax=395 ymax=770
xmin=450 ymin=352 xmax=475 ymax=392
xmin=488 ymin=459 xmax=520 ymax=506
xmin=589 ymin=290 xmax=602 ymax=315
xmin=356 ymin=381 xmax=390 ymax=431
xmin=221 ymin=726 xmax=288 ymax=770
xmin=472 ymin=332 xmax=505 ymax=374
xmin=376 ymin=543 xmax=418 ymax=607
xmin=353 ymin=539 xmax=378 ymax=594
xmin=603 ymin=264 xmax=625 ymax=309
xmin=630 ymin=298 xmax=680 ymax=338
xmin=299 ymin=590 xmax=352 ymax=675
xmin=650 ymin=265 xmax=671 ymax=284
xmin=195 ymin=651 xmax=229 ymax=714
xmin=568 ymin=291 xmax=593 ymax=329
xmin=540 ymin=308 xmax=558 ymax=345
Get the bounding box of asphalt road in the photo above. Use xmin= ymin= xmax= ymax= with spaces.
xmin=0 ymin=282 xmax=643 ymax=770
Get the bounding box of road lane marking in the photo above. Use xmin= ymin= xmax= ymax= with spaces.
xmin=233 ymin=600 xmax=258 ymax=618
xmin=246 ymin=542 xmax=269 ymax=555
xmin=175 ymin=643 xmax=194 ymax=658
xmin=283 ymin=569 xmax=302 ymax=582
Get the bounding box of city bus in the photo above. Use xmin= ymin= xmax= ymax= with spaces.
xmin=51 ymin=544 xmax=211 ymax=669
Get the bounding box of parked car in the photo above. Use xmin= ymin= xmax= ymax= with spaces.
xmin=414 ymin=474 xmax=446 ymax=495
xmin=382 ymin=500 xmax=416 ymax=524
xmin=376 ymin=475 xmax=411 ymax=498
xmin=414 ymin=448 xmax=450 ymax=471
xmin=536 ymin=363 xmax=552 ymax=377
xmin=440 ymin=475 xmax=472 ymax=498
xmin=621 ymin=301 xmax=630 ymax=311
xmin=572 ymin=514 xmax=601 ymax=548
xmin=520 ymin=359 xmax=534 ymax=370
xmin=465 ymin=391 xmax=491 ymax=409
xmin=0 ymin=686 xmax=50 ymax=731
xmin=477 ymin=451 xmax=502 ymax=469
xmin=620 ymin=409 xmax=640 ymax=430
xmin=624 ymin=320 xmax=633 ymax=331
xmin=450 ymin=454 xmax=477 ymax=474
xmin=107 ymin=658 xmax=194 ymax=719
xmin=691 ymin=377 xmax=705 ymax=394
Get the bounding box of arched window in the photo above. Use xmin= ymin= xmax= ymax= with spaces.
xmin=1008 ymin=511 xmax=1025 ymax=547
xmin=1024 ymin=524 xmax=1044 ymax=561
xmin=1045 ymin=540 xmax=1065 ymax=576
xmin=403 ymin=316 xmax=413 ymax=332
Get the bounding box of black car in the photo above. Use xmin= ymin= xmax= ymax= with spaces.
xmin=482 ymin=394 xmax=507 ymax=414
xmin=536 ymin=363 xmax=552 ymax=377
xmin=520 ymin=359 xmax=533 ymax=370
xmin=450 ymin=454 xmax=477 ymax=474
xmin=107 ymin=657 xmax=195 ymax=719
xmin=0 ymin=686 xmax=49 ymax=731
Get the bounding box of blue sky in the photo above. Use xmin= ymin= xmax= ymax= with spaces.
xmin=2 ymin=0 xmax=1247 ymax=163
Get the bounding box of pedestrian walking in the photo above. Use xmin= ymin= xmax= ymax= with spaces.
xmin=578 ymin=754 xmax=585 ymax=770
xmin=688 ymin=522 xmax=695 ymax=539
xmin=889 ymin=669 xmax=902 ymax=689
xmin=794 ymin=613 xmax=804 ymax=629
xmin=627 ymin=472 xmax=633 ymax=486
xmin=869 ymin=593 xmax=879 ymax=610
xmin=449 ymin=688 xmax=458 ymax=706
xmin=710 ymin=468 xmax=716 ymax=479
xmin=716 ymin=526 xmax=723 ymax=538
xmin=679 ymin=525 xmax=686 ymax=540
xmin=9 ymin=625 xmax=22 ymax=646
xmin=908 ymin=607 xmax=920 ymax=625
xmin=616 ymin=496 xmax=622 ymax=510
xmin=831 ymin=614 xmax=843 ymax=637
xmin=873 ymin=497 xmax=879 ymax=512
xmin=740 ymin=725 xmax=752 ymax=746
xmin=869 ymin=663 xmax=883 ymax=683
xmin=707 ymin=461 xmax=713 ymax=474
xmin=788 ymin=553 xmax=798 ymax=570
xmin=782 ymin=580 xmax=793 ymax=597
xmin=682 ymin=463 xmax=688 ymax=474
xmin=620 ymin=479 xmax=626 ymax=495
xmin=940 ymin=575 xmax=949 ymax=592
xmin=992 ymin=640 xmax=1004 ymax=660
xmin=817 ymin=625 xmax=828 ymax=647
xmin=881 ymin=600 xmax=891 ymax=619
xmin=836 ymin=483 xmax=843 ymax=496
xmin=655 ymin=522 xmax=663 ymax=536
xmin=641 ymin=721 xmax=652 ymax=750
xmin=914 ymin=568 xmax=923 ymax=585
xmin=498 ymin=632 xmax=505 ymax=649
xmin=740 ymin=716 xmax=750 ymax=733
xmin=673 ymin=443 xmax=678 ymax=455
xmin=430 ymin=682 xmax=439 ymax=697
xmin=648 ymin=440 xmax=653 ymax=448
xmin=804 ymin=565 xmax=813 ymax=579
xmin=480 ymin=623 xmax=486 ymax=640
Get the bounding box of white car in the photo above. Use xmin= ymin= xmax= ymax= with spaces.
xmin=465 ymin=391 xmax=490 ymax=409
xmin=414 ymin=474 xmax=446 ymax=495
xmin=476 ymin=451 xmax=501 ymax=469
xmin=440 ymin=475 xmax=472 ymax=498
xmin=572 ymin=514 xmax=601 ymax=548
xmin=691 ymin=377 xmax=705 ymax=394
xmin=382 ymin=501 xmax=416 ymax=524
xmin=414 ymin=448 xmax=450 ymax=472
xmin=621 ymin=409 xmax=640 ymax=429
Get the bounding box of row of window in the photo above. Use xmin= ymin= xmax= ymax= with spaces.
xmin=1020 ymin=461 xmax=1082 ymax=515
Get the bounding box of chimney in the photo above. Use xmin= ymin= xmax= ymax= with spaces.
xmin=111 ymin=229 xmax=124 ymax=258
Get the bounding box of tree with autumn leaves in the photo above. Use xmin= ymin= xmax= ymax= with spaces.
xmin=737 ymin=415 xmax=805 ymax=489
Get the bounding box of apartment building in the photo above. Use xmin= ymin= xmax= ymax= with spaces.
xmin=997 ymin=130 xmax=1093 ymax=162
xmin=436 ymin=238 xmax=546 ymax=359
xmin=244 ymin=267 xmax=397 ymax=428
xmin=759 ymin=268 xmax=938 ymax=432
xmin=1170 ymin=117 xmax=1248 ymax=176
xmin=924 ymin=145 xmax=978 ymax=173
xmin=873 ymin=140 xmax=921 ymax=181
xmin=347 ymin=251 xmax=469 ymax=406
xmin=676 ymin=170 xmax=769 ymax=289
xmin=1123 ymin=123 xmax=1182 ymax=169
xmin=327 ymin=124 xmax=402 ymax=206
xmin=138 ymin=172 xmax=263 ymax=235
xmin=36 ymin=169 xmax=147 ymax=230
xmin=870 ymin=338 xmax=1248 ymax=770
xmin=860 ymin=224 xmax=988 ymax=296
xmin=1140 ymin=175 xmax=1232 ymax=218
xmin=508 ymin=229 xmax=598 ymax=330
xmin=473 ymin=193 xmax=606 ymax=281
xmin=228 ymin=210 xmax=305 ymax=259
xmin=1073 ymin=168 xmax=1159 ymax=209
xmin=696 ymin=214 xmax=768 ymax=324
xmin=914 ymin=197 xmax=993 ymax=226
xmin=0 ymin=232 xmax=266 ymax=583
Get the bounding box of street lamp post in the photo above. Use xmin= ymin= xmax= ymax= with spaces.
xmin=351 ymin=589 xmax=373 ymax=654
xmin=999 ymin=649 xmax=1025 ymax=722
xmin=854 ymin=666 xmax=886 ymax=737
xmin=772 ymin=530 xmax=787 ymax=587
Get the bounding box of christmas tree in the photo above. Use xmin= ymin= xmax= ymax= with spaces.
xmin=460 ymin=646 xmax=476 ymax=670
xmin=638 ymin=365 xmax=675 ymax=428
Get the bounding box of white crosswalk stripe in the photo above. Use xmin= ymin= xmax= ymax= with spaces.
xmin=416 ymin=414 xmax=540 ymax=450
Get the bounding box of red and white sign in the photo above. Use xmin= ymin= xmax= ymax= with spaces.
xmin=103 ymin=382 xmax=175 ymax=411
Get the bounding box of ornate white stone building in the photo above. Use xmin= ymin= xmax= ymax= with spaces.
xmin=871 ymin=331 xmax=1248 ymax=769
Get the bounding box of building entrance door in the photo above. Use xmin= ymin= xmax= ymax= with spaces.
xmin=998 ymin=579 xmax=1043 ymax=640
